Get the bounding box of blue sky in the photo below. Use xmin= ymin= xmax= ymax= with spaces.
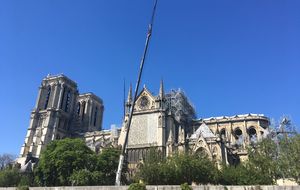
xmin=0 ymin=0 xmax=299 ymax=155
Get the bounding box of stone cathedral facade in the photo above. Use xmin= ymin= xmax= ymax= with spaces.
xmin=118 ymin=81 xmax=270 ymax=171
xmin=17 ymin=74 xmax=270 ymax=170
xmin=17 ymin=74 xmax=104 ymax=167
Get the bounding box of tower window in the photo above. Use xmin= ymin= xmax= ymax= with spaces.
xmin=81 ymin=101 xmax=86 ymax=121
xmin=93 ymin=107 xmax=98 ymax=126
xmin=77 ymin=102 xmax=81 ymax=116
xmin=220 ymin=129 xmax=226 ymax=141
xmin=65 ymin=91 xmax=71 ymax=112
xmin=60 ymin=87 xmax=66 ymax=109
xmin=248 ymin=127 xmax=257 ymax=143
xmin=44 ymin=86 xmax=51 ymax=109
xmin=234 ymin=128 xmax=243 ymax=145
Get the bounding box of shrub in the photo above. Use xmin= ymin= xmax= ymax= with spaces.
xmin=128 ymin=183 xmax=146 ymax=190
xmin=181 ymin=183 xmax=192 ymax=190
xmin=17 ymin=185 xmax=29 ymax=190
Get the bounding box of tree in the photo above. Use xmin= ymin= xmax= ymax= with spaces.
xmin=95 ymin=147 xmax=126 ymax=185
xmin=34 ymin=138 xmax=124 ymax=186
xmin=247 ymin=138 xmax=278 ymax=185
xmin=278 ymin=134 xmax=300 ymax=184
xmin=219 ymin=134 xmax=300 ymax=185
xmin=0 ymin=154 xmax=15 ymax=170
xmin=134 ymin=148 xmax=167 ymax=185
xmin=135 ymin=150 xmax=219 ymax=185
xmin=169 ymin=152 xmax=219 ymax=185
xmin=34 ymin=138 xmax=96 ymax=186
xmin=69 ymin=169 xmax=104 ymax=186
xmin=220 ymin=162 xmax=274 ymax=185
xmin=0 ymin=168 xmax=20 ymax=187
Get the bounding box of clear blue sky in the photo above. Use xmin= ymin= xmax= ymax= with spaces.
xmin=0 ymin=0 xmax=299 ymax=155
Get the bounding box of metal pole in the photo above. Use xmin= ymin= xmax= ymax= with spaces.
xmin=115 ymin=0 xmax=158 ymax=186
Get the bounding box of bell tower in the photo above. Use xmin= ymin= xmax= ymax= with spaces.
xmin=19 ymin=74 xmax=78 ymax=160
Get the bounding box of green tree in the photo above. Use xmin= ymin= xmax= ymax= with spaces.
xmin=220 ymin=162 xmax=273 ymax=185
xmin=96 ymin=147 xmax=125 ymax=185
xmin=69 ymin=169 xmax=104 ymax=186
xmin=136 ymin=150 xmax=219 ymax=185
xmin=34 ymin=138 xmax=124 ymax=186
xmin=278 ymin=134 xmax=300 ymax=184
xmin=135 ymin=148 xmax=165 ymax=185
xmin=247 ymin=138 xmax=278 ymax=184
xmin=0 ymin=168 xmax=21 ymax=187
xmin=34 ymin=138 xmax=96 ymax=186
xmin=168 ymin=152 xmax=219 ymax=185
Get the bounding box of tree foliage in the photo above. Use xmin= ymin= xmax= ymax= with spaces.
xmin=180 ymin=183 xmax=192 ymax=190
xmin=69 ymin=169 xmax=104 ymax=186
xmin=134 ymin=134 xmax=300 ymax=185
xmin=128 ymin=183 xmax=146 ymax=190
xmin=277 ymin=134 xmax=300 ymax=184
xmin=135 ymin=150 xmax=219 ymax=185
xmin=247 ymin=138 xmax=278 ymax=184
xmin=0 ymin=166 xmax=33 ymax=187
xmin=95 ymin=147 xmax=124 ymax=185
xmin=34 ymin=138 xmax=95 ymax=186
xmin=0 ymin=154 xmax=15 ymax=170
xmin=220 ymin=163 xmax=274 ymax=185
xmin=0 ymin=168 xmax=21 ymax=187
xmin=34 ymin=138 xmax=123 ymax=186
xmin=220 ymin=134 xmax=300 ymax=185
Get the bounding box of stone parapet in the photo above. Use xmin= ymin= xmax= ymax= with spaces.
xmin=1 ymin=186 xmax=299 ymax=190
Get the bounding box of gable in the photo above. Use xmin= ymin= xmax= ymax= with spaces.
xmin=190 ymin=123 xmax=216 ymax=139
xmin=134 ymin=87 xmax=157 ymax=111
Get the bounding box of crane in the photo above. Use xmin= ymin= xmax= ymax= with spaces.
xmin=115 ymin=0 xmax=158 ymax=186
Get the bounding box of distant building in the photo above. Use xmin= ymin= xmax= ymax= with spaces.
xmin=17 ymin=74 xmax=270 ymax=171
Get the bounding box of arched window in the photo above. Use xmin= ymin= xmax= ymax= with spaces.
xmin=81 ymin=101 xmax=86 ymax=121
xmin=220 ymin=128 xmax=226 ymax=141
xmin=77 ymin=102 xmax=81 ymax=116
xmin=248 ymin=127 xmax=257 ymax=143
xmin=234 ymin=128 xmax=243 ymax=138
xmin=128 ymin=150 xmax=134 ymax=163
xmin=60 ymin=87 xmax=66 ymax=109
xmin=234 ymin=128 xmax=243 ymax=145
xmin=65 ymin=90 xmax=71 ymax=112
xmin=93 ymin=107 xmax=98 ymax=126
xmin=134 ymin=149 xmax=139 ymax=162
xmin=44 ymin=86 xmax=51 ymax=109
xmin=195 ymin=147 xmax=209 ymax=157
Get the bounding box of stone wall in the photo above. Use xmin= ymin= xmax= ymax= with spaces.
xmin=1 ymin=186 xmax=299 ymax=190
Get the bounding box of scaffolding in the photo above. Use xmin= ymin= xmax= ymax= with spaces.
xmin=165 ymin=89 xmax=196 ymax=124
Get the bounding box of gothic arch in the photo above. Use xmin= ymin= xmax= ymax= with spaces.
xmin=248 ymin=126 xmax=257 ymax=143
xmin=192 ymin=137 xmax=212 ymax=159
xmin=81 ymin=101 xmax=86 ymax=121
xmin=220 ymin=128 xmax=226 ymax=141
xmin=76 ymin=102 xmax=81 ymax=116
xmin=44 ymin=86 xmax=52 ymax=109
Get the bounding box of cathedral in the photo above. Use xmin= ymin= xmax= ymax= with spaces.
xmin=17 ymin=74 xmax=270 ymax=171
xmin=17 ymin=74 xmax=104 ymax=168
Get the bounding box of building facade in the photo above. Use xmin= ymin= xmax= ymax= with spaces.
xmin=17 ymin=74 xmax=104 ymax=168
xmin=17 ymin=74 xmax=270 ymax=171
xmin=117 ymin=81 xmax=270 ymax=170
